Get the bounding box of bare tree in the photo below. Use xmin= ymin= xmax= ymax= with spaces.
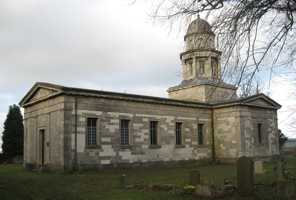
xmin=151 ymin=0 xmax=296 ymax=96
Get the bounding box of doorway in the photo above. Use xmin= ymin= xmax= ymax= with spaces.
xmin=39 ymin=129 xmax=45 ymax=167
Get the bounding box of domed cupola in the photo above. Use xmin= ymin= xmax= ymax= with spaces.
xmin=167 ymin=17 xmax=237 ymax=103
xmin=184 ymin=17 xmax=215 ymax=50
xmin=185 ymin=17 xmax=214 ymax=37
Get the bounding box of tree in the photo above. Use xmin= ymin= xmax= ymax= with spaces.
xmin=151 ymin=0 xmax=296 ymax=95
xmin=278 ymin=129 xmax=288 ymax=150
xmin=1 ymin=105 xmax=24 ymax=160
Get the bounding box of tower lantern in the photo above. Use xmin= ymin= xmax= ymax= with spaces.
xmin=168 ymin=17 xmax=237 ymax=103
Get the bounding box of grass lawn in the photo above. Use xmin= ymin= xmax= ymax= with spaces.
xmin=0 ymin=156 xmax=295 ymax=200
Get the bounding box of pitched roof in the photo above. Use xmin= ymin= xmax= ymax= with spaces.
xmin=19 ymin=82 xmax=211 ymax=108
xmin=213 ymin=93 xmax=281 ymax=109
xmin=19 ymin=82 xmax=281 ymax=110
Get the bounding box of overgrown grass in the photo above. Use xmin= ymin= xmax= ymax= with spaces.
xmin=0 ymin=156 xmax=295 ymax=200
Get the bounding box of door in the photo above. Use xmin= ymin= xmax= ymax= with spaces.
xmin=39 ymin=129 xmax=45 ymax=167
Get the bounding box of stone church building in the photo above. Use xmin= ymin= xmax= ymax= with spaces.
xmin=20 ymin=18 xmax=281 ymax=170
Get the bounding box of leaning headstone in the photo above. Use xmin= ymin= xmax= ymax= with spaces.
xmin=119 ymin=174 xmax=126 ymax=189
xmin=237 ymin=156 xmax=254 ymax=196
xmin=254 ymin=160 xmax=264 ymax=174
xmin=189 ymin=170 xmax=200 ymax=185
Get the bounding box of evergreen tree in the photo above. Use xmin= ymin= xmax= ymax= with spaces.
xmin=278 ymin=129 xmax=288 ymax=150
xmin=1 ymin=105 xmax=24 ymax=160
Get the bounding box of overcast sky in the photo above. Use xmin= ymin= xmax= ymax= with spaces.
xmin=0 ymin=0 xmax=295 ymax=150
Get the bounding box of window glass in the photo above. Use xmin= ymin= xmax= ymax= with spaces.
xmin=120 ymin=119 xmax=130 ymax=145
xmin=257 ymin=123 xmax=262 ymax=144
xmin=198 ymin=124 xmax=204 ymax=145
xmin=176 ymin=122 xmax=182 ymax=145
xmin=150 ymin=121 xmax=158 ymax=145
xmin=87 ymin=118 xmax=97 ymax=146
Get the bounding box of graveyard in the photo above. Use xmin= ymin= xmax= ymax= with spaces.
xmin=0 ymin=155 xmax=295 ymax=200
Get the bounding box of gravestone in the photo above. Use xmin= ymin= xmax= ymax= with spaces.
xmin=189 ymin=170 xmax=200 ymax=185
xmin=194 ymin=184 xmax=215 ymax=197
xmin=120 ymin=174 xmax=126 ymax=189
xmin=25 ymin=163 xmax=34 ymax=171
xmin=254 ymin=160 xmax=264 ymax=174
xmin=237 ymin=156 xmax=254 ymax=196
xmin=276 ymin=159 xmax=285 ymax=181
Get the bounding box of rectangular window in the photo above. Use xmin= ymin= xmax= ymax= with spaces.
xmin=198 ymin=124 xmax=204 ymax=145
xmin=120 ymin=119 xmax=130 ymax=145
xmin=257 ymin=123 xmax=262 ymax=144
xmin=212 ymin=58 xmax=218 ymax=78
xmin=150 ymin=121 xmax=158 ymax=145
xmin=175 ymin=122 xmax=182 ymax=145
xmin=199 ymin=60 xmax=205 ymax=74
xmin=87 ymin=118 xmax=97 ymax=146
xmin=185 ymin=58 xmax=193 ymax=75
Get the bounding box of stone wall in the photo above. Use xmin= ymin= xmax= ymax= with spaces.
xmin=168 ymin=85 xmax=236 ymax=103
xmin=213 ymin=106 xmax=241 ymax=159
xmin=23 ymin=96 xmax=65 ymax=169
xmin=181 ymin=50 xmax=221 ymax=81
xmin=64 ymin=96 xmax=213 ymax=168
xmin=213 ymin=106 xmax=279 ymax=160
xmin=204 ymin=85 xmax=237 ymax=102
xmin=22 ymin=92 xmax=280 ymax=170
xmin=168 ymin=86 xmax=206 ymax=102
xmin=239 ymin=107 xmax=279 ymax=157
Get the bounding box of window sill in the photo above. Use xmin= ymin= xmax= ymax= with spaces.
xmin=175 ymin=144 xmax=186 ymax=148
xmin=256 ymin=144 xmax=267 ymax=147
xmin=85 ymin=145 xmax=101 ymax=149
xmin=192 ymin=144 xmax=209 ymax=148
xmin=120 ymin=145 xmax=132 ymax=149
xmin=149 ymin=145 xmax=162 ymax=149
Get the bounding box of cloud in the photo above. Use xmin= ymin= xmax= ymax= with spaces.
xmin=0 ymin=0 xmax=295 ymax=153
xmin=0 ymin=0 xmax=184 ymax=103
xmin=0 ymin=0 xmax=184 ymax=149
xmin=268 ymin=76 xmax=296 ymax=138
xmin=0 ymin=0 xmax=183 ymax=92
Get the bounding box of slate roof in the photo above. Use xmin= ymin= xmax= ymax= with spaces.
xmin=19 ymin=82 xmax=281 ymax=110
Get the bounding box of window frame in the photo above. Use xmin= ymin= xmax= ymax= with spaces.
xmin=175 ymin=122 xmax=183 ymax=146
xmin=199 ymin=60 xmax=205 ymax=74
xmin=149 ymin=121 xmax=159 ymax=146
xmin=86 ymin=117 xmax=98 ymax=147
xmin=211 ymin=57 xmax=218 ymax=78
xmin=257 ymin=123 xmax=263 ymax=145
xmin=185 ymin=58 xmax=193 ymax=76
xmin=120 ymin=119 xmax=130 ymax=146
xmin=149 ymin=120 xmax=159 ymax=146
xmin=197 ymin=123 xmax=204 ymax=145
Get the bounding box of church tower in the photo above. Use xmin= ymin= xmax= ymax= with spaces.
xmin=168 ymin=17 xmax=237 ymax=103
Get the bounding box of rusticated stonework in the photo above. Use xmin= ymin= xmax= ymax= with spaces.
xmin=20 ymin=17 xmax=281 ymax=170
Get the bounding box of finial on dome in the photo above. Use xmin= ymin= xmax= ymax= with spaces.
xmin=195 ymin=0 xmax=200 ymax=19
